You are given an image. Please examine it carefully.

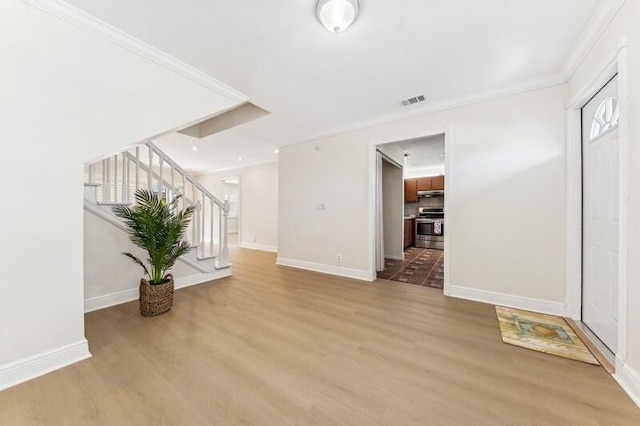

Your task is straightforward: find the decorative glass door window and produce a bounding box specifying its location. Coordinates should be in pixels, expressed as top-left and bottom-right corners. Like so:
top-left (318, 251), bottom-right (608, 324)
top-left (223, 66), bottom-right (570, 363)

top-left (590, 97), bottom-right (619, 141)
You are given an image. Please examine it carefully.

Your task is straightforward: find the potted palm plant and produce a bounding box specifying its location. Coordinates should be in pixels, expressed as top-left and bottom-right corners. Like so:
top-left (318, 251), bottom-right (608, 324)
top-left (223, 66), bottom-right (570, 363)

top-left (113, 189), bottom-right (194, 316)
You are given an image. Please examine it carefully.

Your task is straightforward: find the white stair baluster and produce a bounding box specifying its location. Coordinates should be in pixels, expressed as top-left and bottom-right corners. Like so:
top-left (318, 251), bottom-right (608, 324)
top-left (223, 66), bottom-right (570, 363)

top-left (201, 191), bottom-right (206, 249)
top-left (135, 146), bottom-right (140, 194)
top-left (159, 157), bottom-right (164, 199)
top-left (121, 152), bottom-right (129, 204)
top-left (170, 167), bottom-right (175, 203)
top-left (218, 206), bottom-right (223, 260)
top-left (148, 148), bottom-right (153, 190)
top-left (105, 157), bottom-right (111, 202)
top-left (182, 174), bottom-right (187, 211)
top-left (192, 182), bottom-right (197, 245)
top-left (210, 198), bottom-right (214, 255)
top-left (115, 154), bottom-right (120, 203)
top-left (101, 159), bottom-right (107, 202)
top-left (221, 200), bottom-right (229, 266)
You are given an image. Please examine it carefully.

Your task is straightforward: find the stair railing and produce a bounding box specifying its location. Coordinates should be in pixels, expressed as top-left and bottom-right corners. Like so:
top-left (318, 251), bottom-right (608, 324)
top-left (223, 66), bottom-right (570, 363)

top-left (85, 142), bottom-right (230, 268)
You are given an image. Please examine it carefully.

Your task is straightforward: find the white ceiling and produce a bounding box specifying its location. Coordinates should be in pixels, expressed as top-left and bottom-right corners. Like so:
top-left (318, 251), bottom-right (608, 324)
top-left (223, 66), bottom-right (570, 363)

top-left (66, 0), bottom-right (602, 173)
top-left (398, 134), bottom-right (445, 172)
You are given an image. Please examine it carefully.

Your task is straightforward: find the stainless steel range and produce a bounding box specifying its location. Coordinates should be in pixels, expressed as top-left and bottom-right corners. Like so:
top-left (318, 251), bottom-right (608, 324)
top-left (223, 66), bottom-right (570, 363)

top-left (415, 207), bottom-right (444, 250)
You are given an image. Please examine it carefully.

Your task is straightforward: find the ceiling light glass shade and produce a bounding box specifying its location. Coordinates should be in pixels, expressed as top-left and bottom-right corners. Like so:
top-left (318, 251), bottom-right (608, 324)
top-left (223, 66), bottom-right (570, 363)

top-left (316, 0), bottom-right (360, 33)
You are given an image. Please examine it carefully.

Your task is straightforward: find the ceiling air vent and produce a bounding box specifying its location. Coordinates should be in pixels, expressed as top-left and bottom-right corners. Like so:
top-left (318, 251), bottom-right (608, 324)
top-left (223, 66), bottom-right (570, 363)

top-left (400, 95), bottom-right (426, 106)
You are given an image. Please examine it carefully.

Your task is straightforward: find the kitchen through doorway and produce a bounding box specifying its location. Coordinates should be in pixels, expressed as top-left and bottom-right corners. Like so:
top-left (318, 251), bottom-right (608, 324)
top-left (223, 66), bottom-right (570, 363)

top-left (375, 134), bottom-right (446, 290)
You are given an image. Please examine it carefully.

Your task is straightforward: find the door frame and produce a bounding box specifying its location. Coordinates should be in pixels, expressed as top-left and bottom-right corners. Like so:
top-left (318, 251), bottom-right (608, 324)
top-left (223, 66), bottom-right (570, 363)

top-left (566, 36), bottom-right (629, 364)
top-left (367, 126), bottom-right (452, 295)
top-left (378, 152), bottom-right (404, 264)
top-left (220, 175), bottom-right (241, 246)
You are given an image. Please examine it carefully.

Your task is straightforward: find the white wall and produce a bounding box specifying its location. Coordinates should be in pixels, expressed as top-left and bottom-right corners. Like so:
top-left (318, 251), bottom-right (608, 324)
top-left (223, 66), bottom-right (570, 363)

top-left (0, 0), bottom-right (242, 389)
top-left (377, 143), bottom-right (405, 165)
top-left (197, 162), bottom-right (279, 252)
top-left (567, 0), bottom-right (640, 397)
top-left (279, 139), bottom-right (371, 277)
top-left (382, 160), bottom-right (404, 259)
top-left (279, 85), bottom-right (567, 311)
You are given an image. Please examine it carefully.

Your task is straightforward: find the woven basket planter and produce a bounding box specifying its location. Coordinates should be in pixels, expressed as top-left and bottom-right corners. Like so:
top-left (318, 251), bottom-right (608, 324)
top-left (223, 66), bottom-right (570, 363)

top-left (139, 274), bottom-right (174, 317)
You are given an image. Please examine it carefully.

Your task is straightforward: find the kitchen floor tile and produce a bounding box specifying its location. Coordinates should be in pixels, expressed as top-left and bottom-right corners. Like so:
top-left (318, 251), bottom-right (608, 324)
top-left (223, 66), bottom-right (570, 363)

top-left (376, 247), bottom-right (444, 289)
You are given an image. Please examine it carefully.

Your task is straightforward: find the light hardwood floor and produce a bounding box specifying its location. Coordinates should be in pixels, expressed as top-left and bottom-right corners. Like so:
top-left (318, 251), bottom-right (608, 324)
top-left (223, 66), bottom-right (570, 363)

top-left (1, 248), bottom-right (639, 425)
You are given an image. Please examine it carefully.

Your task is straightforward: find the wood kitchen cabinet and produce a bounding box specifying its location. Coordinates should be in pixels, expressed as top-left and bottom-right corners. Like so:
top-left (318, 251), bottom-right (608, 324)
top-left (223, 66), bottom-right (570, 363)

top-left (404, 176), bottom-right (445, 203)
top-left (404, 218), bottom-right (415, 248)
top-left (404, 179), bottom-right (418, 203)
top-left (431, 175), bottom-right (445, 190)
top-left (416, 177), bottom-right (432, 191)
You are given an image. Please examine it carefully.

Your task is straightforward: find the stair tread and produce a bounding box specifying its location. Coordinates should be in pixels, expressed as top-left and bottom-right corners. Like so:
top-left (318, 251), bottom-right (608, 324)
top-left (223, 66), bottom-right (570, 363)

top-left (197, 255), bottom-right (217, 261)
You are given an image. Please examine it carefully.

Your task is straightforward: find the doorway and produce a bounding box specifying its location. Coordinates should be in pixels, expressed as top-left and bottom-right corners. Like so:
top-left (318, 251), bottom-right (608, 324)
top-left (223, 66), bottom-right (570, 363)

top-left (374, 134), bottom-right (447, 290)
top-left (581, 75), bottom-right (620, 355)
top-left (566, 40), bottom-right (630, 370)
top-left (375, 152), bottom-right (404, 268)
top-left (221, 176), bottom-right (240, 248)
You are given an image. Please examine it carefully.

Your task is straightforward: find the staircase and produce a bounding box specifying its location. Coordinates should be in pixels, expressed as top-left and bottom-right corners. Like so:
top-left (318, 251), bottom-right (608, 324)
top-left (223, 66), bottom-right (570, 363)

top-left (84, 142), bottom-right (230, 274)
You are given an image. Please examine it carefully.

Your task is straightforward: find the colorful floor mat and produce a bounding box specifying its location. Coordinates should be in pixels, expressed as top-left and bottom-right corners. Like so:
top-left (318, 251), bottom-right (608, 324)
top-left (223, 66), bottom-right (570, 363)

top-left (495, 306), bottom-right (599, 365)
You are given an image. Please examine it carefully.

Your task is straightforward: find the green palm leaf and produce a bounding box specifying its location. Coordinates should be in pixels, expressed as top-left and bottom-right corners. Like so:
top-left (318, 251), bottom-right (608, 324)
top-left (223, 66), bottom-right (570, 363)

top-left (113, 189), bottom-right (194, 284)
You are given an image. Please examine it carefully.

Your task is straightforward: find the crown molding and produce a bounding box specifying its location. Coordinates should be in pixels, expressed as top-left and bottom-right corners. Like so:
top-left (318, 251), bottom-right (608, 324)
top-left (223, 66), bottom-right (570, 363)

top-left (560, 0), bottom-right (627, 80)
top-left (23, 0), bottom-right (248, 103)
top-left (287, 72), bottom-right (566, 147)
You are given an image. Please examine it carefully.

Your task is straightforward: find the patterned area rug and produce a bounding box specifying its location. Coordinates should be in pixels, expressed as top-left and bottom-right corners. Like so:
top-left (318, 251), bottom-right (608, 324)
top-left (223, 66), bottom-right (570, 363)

top-left (377, 247), bottom-right (444, 289)
top-left (495, 307), bottom-right (599, 365)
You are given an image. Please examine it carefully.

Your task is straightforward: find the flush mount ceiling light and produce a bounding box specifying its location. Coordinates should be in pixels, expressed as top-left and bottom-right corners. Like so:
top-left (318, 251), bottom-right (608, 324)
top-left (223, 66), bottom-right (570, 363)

top-left (316, 0), bottom-right (360, 33)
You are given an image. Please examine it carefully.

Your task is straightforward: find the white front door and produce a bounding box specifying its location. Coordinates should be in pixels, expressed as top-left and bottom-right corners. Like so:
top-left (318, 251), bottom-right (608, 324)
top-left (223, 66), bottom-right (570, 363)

top-left (581, 75), bottom-right (620, 353)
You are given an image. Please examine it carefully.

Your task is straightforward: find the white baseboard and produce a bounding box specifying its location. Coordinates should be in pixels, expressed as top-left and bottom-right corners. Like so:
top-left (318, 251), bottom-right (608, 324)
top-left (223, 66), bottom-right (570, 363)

top-left (84, 268), bottom-right (232, 313)
top-left (447, 284), bottom-right (566, 316)
top-left (276, 257), bottom-right (374, 281)
top-left (174, 269), bottom-right (232, 289)
top-left (0, 339), bottom-right (91, 392)
top-left (614, 359), bottom-right (640, 408)
top-left (240, 242), bottom-right (278, 253)
top-left (85, 288), bottom-right (138, 313)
